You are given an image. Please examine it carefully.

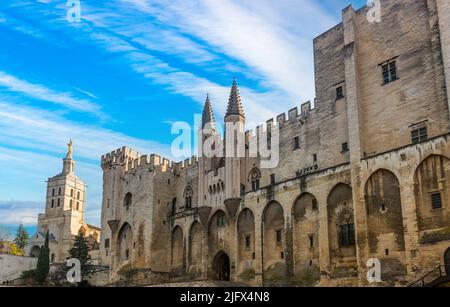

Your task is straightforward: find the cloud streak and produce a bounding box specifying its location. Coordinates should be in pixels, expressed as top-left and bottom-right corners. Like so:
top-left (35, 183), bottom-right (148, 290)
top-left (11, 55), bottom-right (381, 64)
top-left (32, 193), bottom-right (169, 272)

top-left (0, 71), bottom-right (104, 117)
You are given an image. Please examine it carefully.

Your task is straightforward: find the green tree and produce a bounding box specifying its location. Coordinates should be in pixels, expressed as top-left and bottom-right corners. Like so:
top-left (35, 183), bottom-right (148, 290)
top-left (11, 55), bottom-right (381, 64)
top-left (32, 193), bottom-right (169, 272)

top-left (68, 232), bottom-right (90, 274)
top-left (14, 223), bottom-right (29, 254)
top-left (35, 231), bottom-right (50, 285)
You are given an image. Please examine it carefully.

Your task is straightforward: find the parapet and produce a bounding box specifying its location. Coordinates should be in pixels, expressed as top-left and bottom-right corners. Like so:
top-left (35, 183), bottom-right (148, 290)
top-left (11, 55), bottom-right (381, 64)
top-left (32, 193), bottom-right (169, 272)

top-left (101, 146), bottom-right (141, 169)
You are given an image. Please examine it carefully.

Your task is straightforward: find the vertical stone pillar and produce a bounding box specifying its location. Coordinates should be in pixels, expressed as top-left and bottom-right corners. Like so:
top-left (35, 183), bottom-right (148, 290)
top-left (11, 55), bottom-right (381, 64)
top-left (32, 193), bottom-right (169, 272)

top-left (436, 0), bottom-right (450, 114)
top-left (317, 192), bottom-right (331, 281)
top-left (399, 179), bottom-right (420, 274)
top-left (342, 6), bottom-right (369, 285)
top-left (254, 213), bottom-right (264, 286)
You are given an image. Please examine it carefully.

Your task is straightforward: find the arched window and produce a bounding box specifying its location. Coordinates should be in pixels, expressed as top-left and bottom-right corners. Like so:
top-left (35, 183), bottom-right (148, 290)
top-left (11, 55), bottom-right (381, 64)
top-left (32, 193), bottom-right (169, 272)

top-left (77, 191), bottom-right (81, 200)
top-left (76, 202), bottom-right (80, 210)
top-left (184, 186), bottom-right (193, 209)
top-left (248, 168), bottom-right (261, 192)
top-left (172, 198), bottom-right (177, 215)
top-left (70, 189), bottom-right (74, 197)
top-left (124, 193), bottom-right (132, 211)
top-left (58, 187), bottom-right (61, 196)
top-left (51, 199), bottom-right (54, 208)
top-left (69, 199), bottom-right (73, 209)
top-left (57, 198), bottom-right (60, 207)
top-left (51, 253), bottom-right (55, 263)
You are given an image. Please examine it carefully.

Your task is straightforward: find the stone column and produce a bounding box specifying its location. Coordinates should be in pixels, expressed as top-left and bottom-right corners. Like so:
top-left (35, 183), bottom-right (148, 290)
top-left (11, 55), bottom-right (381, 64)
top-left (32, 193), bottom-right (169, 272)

top-left (399, 179), bottom-right (420, 275)
top-left (436, 0), bottom-right (450, 114)
top-left (317, 191), bottom-right (331, 280)
top-left (254, 213), bottom-right (264, 286)
top-left (342, 6), bottom-right (369, 285)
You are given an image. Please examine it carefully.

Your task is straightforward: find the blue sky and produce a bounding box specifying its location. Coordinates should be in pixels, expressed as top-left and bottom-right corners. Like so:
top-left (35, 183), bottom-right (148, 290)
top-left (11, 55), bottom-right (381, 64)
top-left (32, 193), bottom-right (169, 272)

top-left (0, 0), bottom-right (367, 231)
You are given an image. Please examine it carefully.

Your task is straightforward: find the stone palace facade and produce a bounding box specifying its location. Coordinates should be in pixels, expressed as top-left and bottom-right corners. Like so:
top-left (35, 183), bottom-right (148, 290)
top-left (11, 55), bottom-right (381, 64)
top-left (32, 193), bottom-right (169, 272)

top-left (98, 0), bottom-right (450, 286)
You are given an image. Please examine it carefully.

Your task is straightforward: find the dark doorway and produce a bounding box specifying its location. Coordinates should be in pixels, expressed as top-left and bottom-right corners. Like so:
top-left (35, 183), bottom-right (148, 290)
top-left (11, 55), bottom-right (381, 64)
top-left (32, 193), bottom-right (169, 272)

top-left (213, 252), bottom-right (230, 281)
top-left (445, 248), bottom-right (450, 276)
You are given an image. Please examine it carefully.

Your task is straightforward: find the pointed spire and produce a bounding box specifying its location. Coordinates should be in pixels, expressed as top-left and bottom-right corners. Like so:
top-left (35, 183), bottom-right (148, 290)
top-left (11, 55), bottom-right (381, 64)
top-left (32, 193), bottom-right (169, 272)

top-left (202, 94), bottom-right (216, 132)
top-left (225, 78), bottom-right (245, 119)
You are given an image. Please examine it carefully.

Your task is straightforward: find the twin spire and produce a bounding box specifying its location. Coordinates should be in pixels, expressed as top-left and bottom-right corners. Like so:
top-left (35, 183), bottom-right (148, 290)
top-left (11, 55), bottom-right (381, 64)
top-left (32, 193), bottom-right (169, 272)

top-left (201, 79), bottom-right (245, 130)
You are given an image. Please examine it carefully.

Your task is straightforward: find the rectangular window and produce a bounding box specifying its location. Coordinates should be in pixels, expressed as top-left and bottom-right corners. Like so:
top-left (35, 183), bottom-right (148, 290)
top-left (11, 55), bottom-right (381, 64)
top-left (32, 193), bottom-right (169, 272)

top-left (276, 229), bottom-right (282, 243)
top-left (313, 154), bottom-right (317, 163)
top-left (340, 224), bottom-right (356, 247)
top-left (312, 199), bottom-right (318, 211)
top-left (431, 193), bottom-right (442, 210)
top-left (270, 174), bottom-right (276, 185)
top-left (411, 127), bottom-right (428, 144)
top-left (336, 86), bottom-right (344, 99)
top-left (245, 235), bottom-right (251, 248)
top-left (52, 189), bottom-right (55, 197)
top-left (294, 136), bottom-right (300, 150)
top-left (342, 142), bottom-right (349, 153)
top-left (105, 239), bottom-right (110, 249)
top-left (58, 187), bottom-right (61, 196)
top-left (381, 59), bottom-right (398, 85)
top-left (309, 235), bottom-right (314, 248)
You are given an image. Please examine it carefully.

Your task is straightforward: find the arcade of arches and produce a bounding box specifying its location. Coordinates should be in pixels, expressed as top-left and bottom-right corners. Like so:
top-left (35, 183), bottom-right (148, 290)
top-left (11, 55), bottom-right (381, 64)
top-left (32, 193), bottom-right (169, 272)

top-left (158, 155), bottom-right (450, 284)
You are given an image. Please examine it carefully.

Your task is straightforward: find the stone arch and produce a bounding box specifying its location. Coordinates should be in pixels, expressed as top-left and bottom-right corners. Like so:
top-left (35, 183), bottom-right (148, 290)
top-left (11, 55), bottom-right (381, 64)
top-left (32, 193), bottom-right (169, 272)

top-left (117, 222), bottom-right (133, 264)
top-left (237, 208), bottom-right (256, 278)
top-left (262, 201), bottom-right (286, 281)
top-left (188, 221), bottom-right (203, 274)
top-left (327, 183), bottom-right (357, 271)
top-left (292, 193), bottom-right (320, 271)
top-left (171, 226), bottom-right (184, 272)
top-left (365, 169), bottom-right (406, 278)
top-left (208, 210), bottom-right (228, 262)
top-left (30, 245), bottom-right (40, 258)
top-left (414, 155), bottom-right (450, 236)
top-left (124, 192), bottom-right (132, 211)
top-left (212, 251), bottom-right (230, 281)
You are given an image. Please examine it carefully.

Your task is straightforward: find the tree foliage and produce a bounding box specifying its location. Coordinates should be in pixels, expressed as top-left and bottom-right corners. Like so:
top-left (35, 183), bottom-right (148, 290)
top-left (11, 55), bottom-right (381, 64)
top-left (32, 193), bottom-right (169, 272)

top-left (14, 223), bottom-right (29, 254)
top-left (68, 232), bottom-right (90, 273)
top-left (35, 231), bottom-right (50, 285)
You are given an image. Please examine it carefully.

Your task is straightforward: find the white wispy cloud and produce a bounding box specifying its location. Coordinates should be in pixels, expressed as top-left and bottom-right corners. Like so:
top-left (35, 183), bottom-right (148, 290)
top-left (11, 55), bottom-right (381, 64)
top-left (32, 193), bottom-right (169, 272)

top-left (0, 100), bottom-right (173, 162)
top-left (0, 71), bottom-right (104, 117)
top-left (0, 200), bottom-right (42, 226)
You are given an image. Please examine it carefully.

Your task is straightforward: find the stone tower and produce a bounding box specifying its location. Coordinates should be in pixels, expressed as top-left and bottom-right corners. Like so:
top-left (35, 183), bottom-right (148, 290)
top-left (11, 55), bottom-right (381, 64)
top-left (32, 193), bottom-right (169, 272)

top-left (224, 79), bottom-right (245, 213)
top-left (27, 141), bottom-right (99, 263)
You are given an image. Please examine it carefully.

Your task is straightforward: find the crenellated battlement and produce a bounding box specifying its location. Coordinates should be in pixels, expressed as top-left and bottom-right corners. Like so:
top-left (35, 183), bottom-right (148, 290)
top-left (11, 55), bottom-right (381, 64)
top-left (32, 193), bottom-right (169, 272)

top-left (244, 100), bottom-right (317, 142)
top-left (117, 151), bottom-right (199, 176)
top-left (101, 146), bottom-right (141, 169)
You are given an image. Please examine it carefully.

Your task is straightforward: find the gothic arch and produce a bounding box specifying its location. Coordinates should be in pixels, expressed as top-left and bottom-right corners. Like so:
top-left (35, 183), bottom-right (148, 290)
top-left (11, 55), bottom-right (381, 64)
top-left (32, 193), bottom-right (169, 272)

top-left (262, 201), bottom-right (286, 280)
top-left (124, 192), bottom-right (132, 211)
top-left (188, 221), bottom-right (203, 273)
top-left (414, 155), bottom-right (450, 234)
top-left (292, 193), bottom-right (320, 271)
top-left (237, 208), bottom-right (256, 276)
top-left (184, 186), bottom-right (193, 209)
top-left (117, 222), bottom-right (133, 264)
top-left (365, 169), bottom-right (406, 277)
top-left (327, 183), bottom-right (356, 268)
top-left (171, 226), bottom-right (184, 272)
top-left (248, 168), bottom-right (261, 191)
top-left (208, 210), bottom-right (228, 261)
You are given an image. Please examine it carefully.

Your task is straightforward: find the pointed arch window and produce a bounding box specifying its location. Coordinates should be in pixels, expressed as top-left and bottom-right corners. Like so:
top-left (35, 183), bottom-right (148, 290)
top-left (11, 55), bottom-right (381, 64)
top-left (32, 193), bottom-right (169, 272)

top-left (248, 168), bottom-right (261, 192)
top-left (184, 186), bottom-right (193, 209)
top-left (124, 193), bottom-right (132, 211)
